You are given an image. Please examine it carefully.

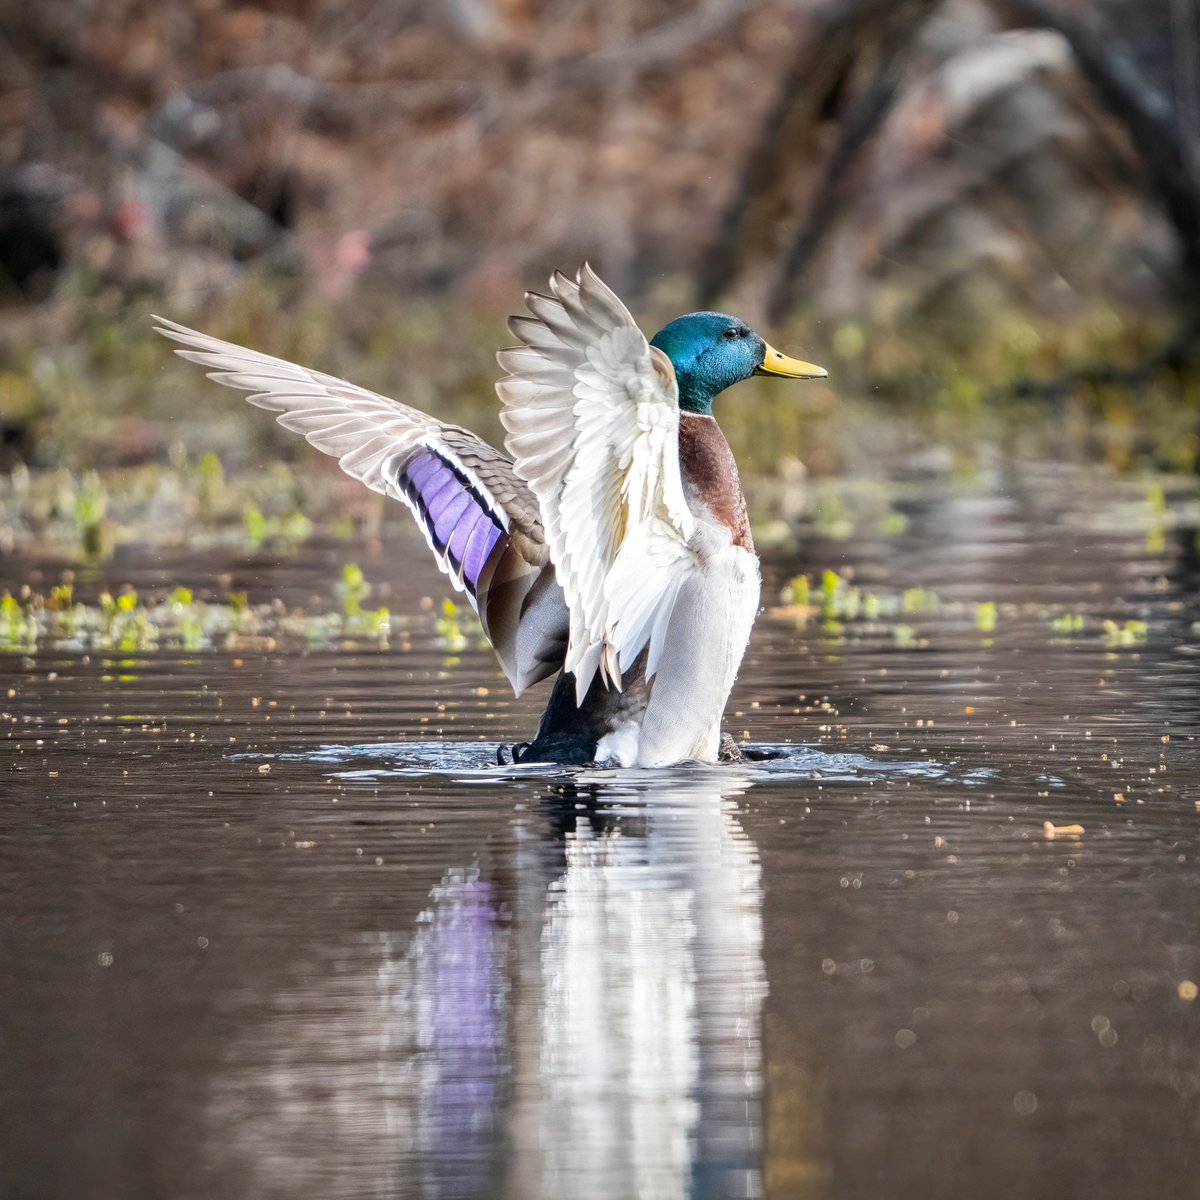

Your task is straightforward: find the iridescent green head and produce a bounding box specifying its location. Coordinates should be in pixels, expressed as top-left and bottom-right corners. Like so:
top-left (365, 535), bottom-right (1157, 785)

top-left (650, 312), bottom-right (826, 415)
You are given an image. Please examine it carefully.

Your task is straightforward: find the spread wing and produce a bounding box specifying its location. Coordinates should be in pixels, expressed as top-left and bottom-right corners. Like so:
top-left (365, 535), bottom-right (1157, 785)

top-left (153, 317), bottom-right (568, 696)
top-left (497, 264), bottom-right (697, 703)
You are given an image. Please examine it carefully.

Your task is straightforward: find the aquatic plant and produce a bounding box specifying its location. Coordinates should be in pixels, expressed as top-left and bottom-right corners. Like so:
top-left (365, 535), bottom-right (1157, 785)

top-left (0, 571), bottom-right (428, 655)
top-left (196, 452), bottom-right (225, 522)
top-left (339, 563), bottom-right (368, 618)
top-left (1050, 613), bottom-right (1087, 635)
top-left (243, 504), bottom-right (313, 552)
top-left (975, 602), bottom-right (997, 633)
top-left (773, 567), bottom-right (1168, 658)
top-left (336, 563), bottom-right (391, 638)
top-left (903, 588), bottom-right (941, 616)
top-left (434, 598), bottom-right (469, 652)
top-left (813, 495), bottom-right (854, 540)
top-left (75, 472), bottom-right (111, 559)
top-left (1103, 619), bottom-right (1149, 648)
top-left (782, 570), bottom-right (939, 632)
top-left (99, 590), bottom-right (158, 652)
top-left (0, 592), bottom-right (36, 651)
top-left (168, 587), bottom-right (204, 651)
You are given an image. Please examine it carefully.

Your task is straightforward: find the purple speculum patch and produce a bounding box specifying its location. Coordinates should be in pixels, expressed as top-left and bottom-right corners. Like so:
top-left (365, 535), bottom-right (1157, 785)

top-left (401, 451), bottom-right (504, 590)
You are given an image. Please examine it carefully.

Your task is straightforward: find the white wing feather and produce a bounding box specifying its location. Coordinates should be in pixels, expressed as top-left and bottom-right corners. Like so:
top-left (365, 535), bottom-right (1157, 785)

top-left (152, 317), bottom-right (568, 696)
top-left (153, 317), bottom-right (509, 526)
top-left (497, 264), bottom-right (697, 702)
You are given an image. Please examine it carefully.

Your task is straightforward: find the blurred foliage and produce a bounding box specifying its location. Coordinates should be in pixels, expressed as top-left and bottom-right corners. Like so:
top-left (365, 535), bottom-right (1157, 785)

top-left (1, 263), bottom-right (1197, 486)
top-left (0, 0), bottom-right (1199, 492)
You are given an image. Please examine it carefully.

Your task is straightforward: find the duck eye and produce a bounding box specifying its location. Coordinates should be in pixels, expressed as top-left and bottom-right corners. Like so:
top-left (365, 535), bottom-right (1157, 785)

top-left (723, 328), bottom-right (739, 340)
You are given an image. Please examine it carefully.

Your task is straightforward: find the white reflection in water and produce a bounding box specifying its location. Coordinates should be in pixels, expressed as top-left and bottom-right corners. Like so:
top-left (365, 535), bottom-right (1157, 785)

top-left (515, 774), bottom-right (765, 1200)
top-left (209, 770), bottom-right (765, 1200)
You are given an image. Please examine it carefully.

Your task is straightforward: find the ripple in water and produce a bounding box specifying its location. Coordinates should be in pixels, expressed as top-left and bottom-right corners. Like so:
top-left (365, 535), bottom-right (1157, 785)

top-left (233, 739), bottom-right (1001, 786)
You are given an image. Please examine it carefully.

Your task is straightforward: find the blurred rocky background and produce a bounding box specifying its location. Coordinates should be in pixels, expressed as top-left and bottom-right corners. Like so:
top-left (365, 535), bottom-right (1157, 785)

top-left (1, 0), bottom-right (1199, 477)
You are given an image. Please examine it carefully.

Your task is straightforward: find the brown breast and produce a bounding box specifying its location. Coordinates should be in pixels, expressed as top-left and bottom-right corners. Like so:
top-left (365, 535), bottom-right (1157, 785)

top-left (678, 413), bottom-right (754, 552)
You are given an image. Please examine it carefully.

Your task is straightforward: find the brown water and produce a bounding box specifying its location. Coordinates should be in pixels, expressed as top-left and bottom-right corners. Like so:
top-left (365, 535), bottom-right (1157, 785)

top-left (3, 462), bottom-right (1200, 1200)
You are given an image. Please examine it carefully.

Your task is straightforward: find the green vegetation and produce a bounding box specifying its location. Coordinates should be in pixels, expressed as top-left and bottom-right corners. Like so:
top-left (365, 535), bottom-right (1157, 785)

top-left (782, 570), bottom-right (947, 633)
top-left (434, 598), bottom-right (471, 652)
top-left (338, 564), bottom-right (391, 638)
top-left (0, 447), bottom-right (353, 559)
top-left (1103, 619), bottom-right (1149, 648)
top-left (1050, 613), bottom-right (1087, 636)
top-left (75, 472), bottom-right (110, 558)
top-left (3, 268), bottom-right (1200, 489)
top-left (775, 569), bottom-right (1164, 653)
top-left (0, 566), bottom-right (424, 654)
top-left (975, 602), bottom-right (997, 634)
top-left (243, 504), bottom-right (314, 552)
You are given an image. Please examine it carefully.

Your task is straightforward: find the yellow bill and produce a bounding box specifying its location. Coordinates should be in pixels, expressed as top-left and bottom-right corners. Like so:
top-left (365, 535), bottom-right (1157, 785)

top-left (755, 342), bottom-right (827, 379)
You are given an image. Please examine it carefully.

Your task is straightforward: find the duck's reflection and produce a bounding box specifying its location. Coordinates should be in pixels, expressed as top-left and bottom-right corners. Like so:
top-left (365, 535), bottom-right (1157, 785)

top-left (210, 769), bottom-right (766, 1200)
top-left (509, 771), bottom-right (765, 1200)
top-left (377, 868), bottom-right (509, 1195)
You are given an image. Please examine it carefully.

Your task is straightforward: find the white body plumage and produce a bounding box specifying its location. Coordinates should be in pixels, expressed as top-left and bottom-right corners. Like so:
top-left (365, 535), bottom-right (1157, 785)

top-left (597, 522), bottom-right (760, 767)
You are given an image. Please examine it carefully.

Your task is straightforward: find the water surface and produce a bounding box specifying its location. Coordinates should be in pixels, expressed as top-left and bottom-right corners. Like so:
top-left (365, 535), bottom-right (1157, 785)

top-left (3, 463), bottom-right (1200, 1199)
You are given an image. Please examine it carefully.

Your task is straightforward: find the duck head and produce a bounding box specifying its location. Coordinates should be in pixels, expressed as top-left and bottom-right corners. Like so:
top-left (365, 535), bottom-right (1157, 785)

top-left (650, 312), bottom-right (826, 416)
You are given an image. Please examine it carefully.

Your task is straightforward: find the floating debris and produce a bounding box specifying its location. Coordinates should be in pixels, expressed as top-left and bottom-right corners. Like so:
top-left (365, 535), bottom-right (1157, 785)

top-left (1042, 821), bottom-right (1085, 839)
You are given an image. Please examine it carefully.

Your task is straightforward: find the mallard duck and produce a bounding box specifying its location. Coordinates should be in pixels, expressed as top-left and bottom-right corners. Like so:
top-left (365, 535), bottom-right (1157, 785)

top-left (156, 265), bottom-right (825, 766)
